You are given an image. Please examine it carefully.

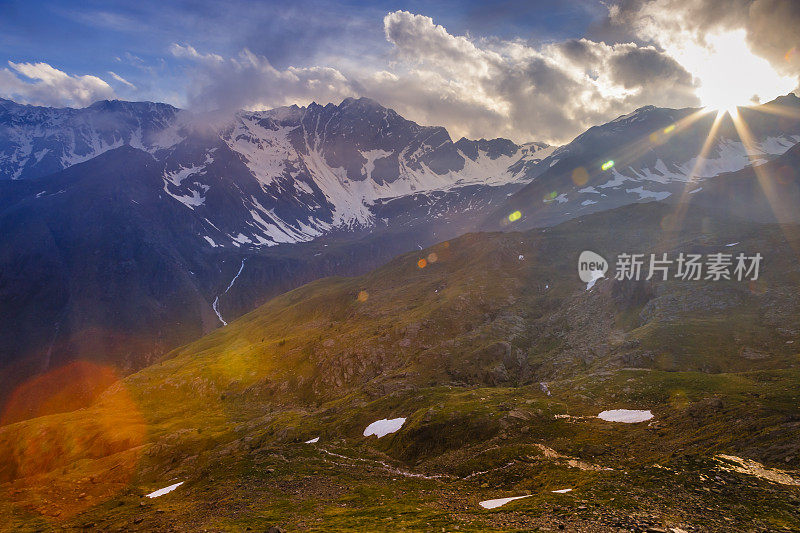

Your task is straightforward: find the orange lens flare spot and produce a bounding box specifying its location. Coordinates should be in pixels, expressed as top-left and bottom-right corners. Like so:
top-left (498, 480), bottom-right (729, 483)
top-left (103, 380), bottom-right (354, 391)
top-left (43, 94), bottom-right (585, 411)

top-left (571, 167), bottom-right (589, 186)
top-left (508, 210), bottom-right (522, 222)
top-left (427, 252), bottom-right (438, 263)
top-left (357, 290), bottom-right (369, 302)
top-left (417, 258), bottom-right (427, 269)
top-left (1, 360), bottom-right (118, 424)
top-left (1, 360), bottom-right (147, 521)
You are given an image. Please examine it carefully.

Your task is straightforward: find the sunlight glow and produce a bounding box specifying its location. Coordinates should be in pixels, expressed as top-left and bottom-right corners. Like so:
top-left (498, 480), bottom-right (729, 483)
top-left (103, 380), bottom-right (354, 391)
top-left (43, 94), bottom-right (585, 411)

top-left (730, 111), bottom-right (800, 259)
top-left (662, 29), bottom-right (796, 113)
top-left (659, 108), bottom-right (725, 240)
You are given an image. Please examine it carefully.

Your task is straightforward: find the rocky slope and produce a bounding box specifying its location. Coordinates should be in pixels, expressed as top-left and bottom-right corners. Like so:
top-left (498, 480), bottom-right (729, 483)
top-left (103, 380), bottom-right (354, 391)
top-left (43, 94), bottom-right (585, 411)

top-left (2, 199), bottom-right (800, 531)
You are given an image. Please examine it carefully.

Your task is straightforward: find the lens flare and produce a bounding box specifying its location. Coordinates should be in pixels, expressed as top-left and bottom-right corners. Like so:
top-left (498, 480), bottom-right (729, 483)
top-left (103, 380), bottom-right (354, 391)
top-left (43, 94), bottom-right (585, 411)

top-left (357, 290), bottom-right (369, 302)
top-left (571, 167), bottom-right (589, 186)
top-left (1, 361), bottom-right (146, 522)
top-left (601, 160), bottom-right (614, 171)
top-left (508, 210), bottom-right (522, 222)
top-left (417, 258), bottom-right (427, 269)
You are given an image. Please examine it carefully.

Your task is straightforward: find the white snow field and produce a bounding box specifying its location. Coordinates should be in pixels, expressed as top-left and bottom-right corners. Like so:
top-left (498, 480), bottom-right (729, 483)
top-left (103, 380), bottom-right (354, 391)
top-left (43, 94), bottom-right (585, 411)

top-left (479, 495), bottom-right (532, 509)
top-left (597, 409), bottom-right (653, 423)
top-left (146, 481), bottom-right (184, 498)
top-left (363, 417), bottom-right (406, 438)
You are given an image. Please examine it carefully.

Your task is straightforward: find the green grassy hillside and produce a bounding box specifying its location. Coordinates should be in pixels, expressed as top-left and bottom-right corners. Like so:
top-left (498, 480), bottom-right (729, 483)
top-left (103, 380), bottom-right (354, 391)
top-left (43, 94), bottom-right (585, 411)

top-left (2, 202), bottom-right (800, 531)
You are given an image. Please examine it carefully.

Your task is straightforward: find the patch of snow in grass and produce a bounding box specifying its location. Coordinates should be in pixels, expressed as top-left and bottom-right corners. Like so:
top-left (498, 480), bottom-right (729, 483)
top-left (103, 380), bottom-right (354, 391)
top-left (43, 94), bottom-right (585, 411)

top-left (725, 242), bottom-right (739, 247)
top-left (363, 417), bottom-right (406, 438)
top-left (551, 488), bottom-right (572, 493)
top-left (305, 437), bottom-right (320, 444)
top-left (479, 495), bottom-right (531, 509)
top-left (598, 409), bottom-right (653, 423)
top-left (146, 481), bottom-right (184, 498)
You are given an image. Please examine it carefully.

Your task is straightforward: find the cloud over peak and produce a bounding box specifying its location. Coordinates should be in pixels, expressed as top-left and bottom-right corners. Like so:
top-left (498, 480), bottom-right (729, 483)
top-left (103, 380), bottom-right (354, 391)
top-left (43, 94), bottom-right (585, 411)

top-left (167, 9), bottom-right (702, 144)
top-left (0, 61), bottom-right (115, 108)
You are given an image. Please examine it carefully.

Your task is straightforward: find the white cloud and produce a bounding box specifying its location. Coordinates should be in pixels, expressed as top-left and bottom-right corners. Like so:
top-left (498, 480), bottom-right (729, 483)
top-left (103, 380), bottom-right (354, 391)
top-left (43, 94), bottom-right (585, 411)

top-left (108, 71), bottom-right (137, 90)
top-left (169, 43), bottom-right (224, 64)
top-left (607, 0), bottom-right (798, 110)
top-left (0, 61), bottom-right (115, 107)
top-left (368, 11), bottom-right (699, 143)
top-left (166, 11), bottom-right (702, 143)
top-left (172, 44), bottom-right (356, 112)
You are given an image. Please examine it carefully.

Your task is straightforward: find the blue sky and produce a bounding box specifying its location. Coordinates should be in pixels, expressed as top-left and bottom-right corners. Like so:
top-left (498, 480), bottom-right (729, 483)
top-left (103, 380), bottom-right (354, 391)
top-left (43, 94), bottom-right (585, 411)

top-left (1, 0), bottom-right (797, 143)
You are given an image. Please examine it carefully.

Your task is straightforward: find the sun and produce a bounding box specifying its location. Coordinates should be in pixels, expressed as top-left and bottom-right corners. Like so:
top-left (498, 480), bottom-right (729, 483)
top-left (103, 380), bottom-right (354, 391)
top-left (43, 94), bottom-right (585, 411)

top-left (707, 101), bottom-right (740, 118)
top-left (661, 29), bottom-right (796, 116)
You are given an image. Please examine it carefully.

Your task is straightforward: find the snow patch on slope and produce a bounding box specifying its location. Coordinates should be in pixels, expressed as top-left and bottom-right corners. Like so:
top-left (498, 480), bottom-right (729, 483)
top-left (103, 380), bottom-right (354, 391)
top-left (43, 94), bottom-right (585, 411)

top-left (479, 495), bottom-right (531, 509)
top-left (363, 417), bottom-right (406, 438)
top-left (223, 113), bottom-right (298, 189)
top-left (598, 409), bottom-right (653, 423)
top-left (361, 149), bottom-right (392, 180)
top-left (146, 481), bottom-right (184, 498)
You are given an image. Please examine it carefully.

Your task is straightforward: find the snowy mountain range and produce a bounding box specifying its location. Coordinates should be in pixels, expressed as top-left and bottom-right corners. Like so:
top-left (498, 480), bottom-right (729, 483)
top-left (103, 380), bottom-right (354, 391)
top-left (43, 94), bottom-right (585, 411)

top-left (0, 98), bottom-right (180, 180)
top-left (5, 94), bottom-right (799, 247)
top-left (1, 93), bottom-right (799, 397)
top-left (1, 97), bottom-right (553, 248)
top-left (488, 94), bottom-right (800, 228)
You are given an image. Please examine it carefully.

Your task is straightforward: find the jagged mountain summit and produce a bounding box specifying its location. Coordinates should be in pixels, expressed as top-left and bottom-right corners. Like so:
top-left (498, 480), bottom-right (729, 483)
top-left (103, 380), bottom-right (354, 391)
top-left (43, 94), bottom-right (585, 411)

top-left (0, 98), bottom-right (180, 180)
top-left (1, 96), bottom-right (553, 247)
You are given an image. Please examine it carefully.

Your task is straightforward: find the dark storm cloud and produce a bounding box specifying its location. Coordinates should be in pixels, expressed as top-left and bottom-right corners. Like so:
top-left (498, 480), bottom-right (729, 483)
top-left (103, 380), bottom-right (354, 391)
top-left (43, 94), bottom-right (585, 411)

top-left (608, 46), bottom-right (695, 89)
